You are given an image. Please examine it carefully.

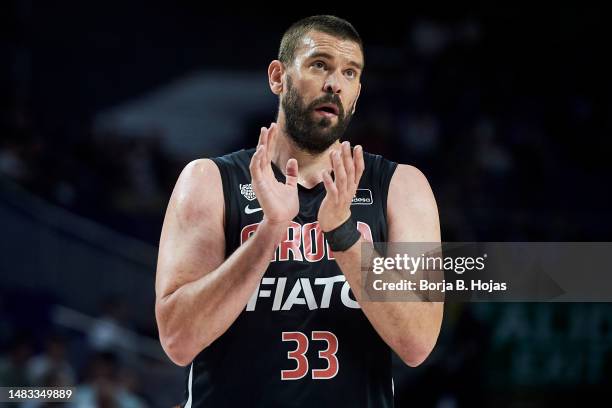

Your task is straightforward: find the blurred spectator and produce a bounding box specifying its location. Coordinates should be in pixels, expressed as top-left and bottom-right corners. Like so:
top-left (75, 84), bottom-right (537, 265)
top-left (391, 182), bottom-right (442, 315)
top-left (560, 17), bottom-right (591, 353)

top-left (0, 332), bottom-right (33, 386)
top-left (27, 333), bottom-right (76, 386)
top-left (88, 297), bottom-right (138, 363)
top-left (72, 351), bottom-right (147, 408)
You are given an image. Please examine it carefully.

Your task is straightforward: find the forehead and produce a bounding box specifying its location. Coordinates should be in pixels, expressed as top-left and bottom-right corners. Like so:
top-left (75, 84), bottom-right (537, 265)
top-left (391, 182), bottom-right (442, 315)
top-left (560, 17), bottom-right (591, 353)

top-left (295, 30), bottom-right (363, 65)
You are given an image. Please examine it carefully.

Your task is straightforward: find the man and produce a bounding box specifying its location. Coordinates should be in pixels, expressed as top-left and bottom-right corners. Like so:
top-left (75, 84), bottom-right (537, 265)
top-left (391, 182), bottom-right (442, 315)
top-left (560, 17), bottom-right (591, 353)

top-left (155, 15), bottom-right (443, 407)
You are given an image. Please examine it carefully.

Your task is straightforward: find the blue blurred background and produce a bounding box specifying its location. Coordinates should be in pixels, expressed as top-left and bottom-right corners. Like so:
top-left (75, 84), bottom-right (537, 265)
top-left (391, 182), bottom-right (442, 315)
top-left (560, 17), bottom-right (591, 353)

top-left (1, 2), bottom-right (611, 407)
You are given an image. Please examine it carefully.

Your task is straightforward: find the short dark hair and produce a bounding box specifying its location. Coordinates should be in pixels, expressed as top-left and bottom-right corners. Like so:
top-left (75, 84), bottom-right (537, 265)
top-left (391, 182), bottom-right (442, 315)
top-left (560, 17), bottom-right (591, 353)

top-left (278, 15), bottom-right (364, 67)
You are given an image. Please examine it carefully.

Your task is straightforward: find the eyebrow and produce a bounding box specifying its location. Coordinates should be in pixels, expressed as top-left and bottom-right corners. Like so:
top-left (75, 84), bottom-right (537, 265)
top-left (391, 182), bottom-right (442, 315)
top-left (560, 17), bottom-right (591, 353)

top-left (306, 51), bottom-right (363, 71)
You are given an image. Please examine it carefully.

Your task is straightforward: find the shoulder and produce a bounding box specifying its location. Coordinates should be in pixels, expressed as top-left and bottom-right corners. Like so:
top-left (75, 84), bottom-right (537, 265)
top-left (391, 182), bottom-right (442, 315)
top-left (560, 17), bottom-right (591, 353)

top-left (390, 164), bottom-right (432, 195)
top-left (387, 163), bottom-right (439, 233)
top-left (176, 158), bottom-right (221, 194)
top-left (175, 146), bottom-right (254, 202)
top-left (170, 158), bottom-right (224, 228)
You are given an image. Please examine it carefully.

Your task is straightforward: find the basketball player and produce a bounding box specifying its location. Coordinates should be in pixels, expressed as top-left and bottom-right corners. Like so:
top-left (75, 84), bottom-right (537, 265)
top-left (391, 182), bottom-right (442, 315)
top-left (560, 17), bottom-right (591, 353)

top-left (155, 15), bottom-right (443, 407)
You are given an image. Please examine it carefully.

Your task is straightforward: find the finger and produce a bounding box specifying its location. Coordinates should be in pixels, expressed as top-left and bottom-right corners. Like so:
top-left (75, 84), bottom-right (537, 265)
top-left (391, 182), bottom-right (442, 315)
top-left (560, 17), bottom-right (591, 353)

top-left (321, 169), bottom-right (339, 203)
top-left (266, 122), bottom-right (276, 159)
top-left (260, 127), bottom-right (268, 151)
top-left (260, 128), bottom-right (269, 172)
top-left (257, 127), bottom-right (266, 149)
top-left (341, 141), bottom-right (355, 190)
top-left (250, 145), bottom-right (263, 181)
top-left (285, 158), bottom-right (299, 187)
top-left (331, 150), bottom-right (347, 195)
top-left (354, 145), bottom-right (365, 185)
top-left (265, 123), bottom-right (277, 176)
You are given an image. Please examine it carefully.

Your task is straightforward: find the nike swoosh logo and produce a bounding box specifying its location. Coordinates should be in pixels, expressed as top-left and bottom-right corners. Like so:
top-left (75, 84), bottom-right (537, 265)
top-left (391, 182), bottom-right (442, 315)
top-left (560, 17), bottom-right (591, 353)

top-left (244, 205), bottom-right (263, 214)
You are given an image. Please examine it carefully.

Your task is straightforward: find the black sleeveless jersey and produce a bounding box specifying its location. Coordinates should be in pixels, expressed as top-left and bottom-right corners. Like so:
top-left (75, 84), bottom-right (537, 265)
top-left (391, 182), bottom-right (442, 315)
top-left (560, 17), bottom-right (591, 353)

top-left (181, 147), bottom-right (398, 408)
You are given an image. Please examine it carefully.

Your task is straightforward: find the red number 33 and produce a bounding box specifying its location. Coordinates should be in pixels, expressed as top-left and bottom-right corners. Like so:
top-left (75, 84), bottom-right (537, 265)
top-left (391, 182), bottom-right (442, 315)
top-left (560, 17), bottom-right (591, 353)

top-left (281, 331), bottom-right (339, 380)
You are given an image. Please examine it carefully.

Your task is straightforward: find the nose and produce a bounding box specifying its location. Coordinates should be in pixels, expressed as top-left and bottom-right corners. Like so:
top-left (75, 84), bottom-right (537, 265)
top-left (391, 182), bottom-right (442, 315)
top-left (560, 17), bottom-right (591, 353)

top-left (323, 71), bottom-right (342, 95)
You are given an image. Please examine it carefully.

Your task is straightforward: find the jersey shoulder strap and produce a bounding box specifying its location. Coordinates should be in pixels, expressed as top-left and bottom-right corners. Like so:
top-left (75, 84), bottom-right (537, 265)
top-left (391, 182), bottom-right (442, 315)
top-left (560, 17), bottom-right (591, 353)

top-left (360, 150), bottom-right (398, 225)
top-left (210, 148), bottom-right (253, 257)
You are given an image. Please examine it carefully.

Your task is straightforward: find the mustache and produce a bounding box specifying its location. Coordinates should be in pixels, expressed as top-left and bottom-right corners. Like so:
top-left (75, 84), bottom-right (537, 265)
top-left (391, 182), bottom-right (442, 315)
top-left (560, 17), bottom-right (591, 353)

top-left (308, 94), bottom-right (344, 117)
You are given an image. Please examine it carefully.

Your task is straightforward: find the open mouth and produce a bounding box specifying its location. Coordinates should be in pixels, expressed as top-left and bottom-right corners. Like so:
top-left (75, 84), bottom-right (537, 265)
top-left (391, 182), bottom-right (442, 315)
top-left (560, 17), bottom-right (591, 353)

top-left (314, 103), bottom-right (339, 117)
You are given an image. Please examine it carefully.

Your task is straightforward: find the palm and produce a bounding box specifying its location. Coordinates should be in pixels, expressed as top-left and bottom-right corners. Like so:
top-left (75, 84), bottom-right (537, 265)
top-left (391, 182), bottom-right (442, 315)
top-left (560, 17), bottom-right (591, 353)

top-left (252, 167), bottom-right (299, 223)
top-left (316, 142), bottom-right (365, 232)
top-left (317, 189), bottom-right (348, 232)
top-left (249, 123), bottom-right (300, 224)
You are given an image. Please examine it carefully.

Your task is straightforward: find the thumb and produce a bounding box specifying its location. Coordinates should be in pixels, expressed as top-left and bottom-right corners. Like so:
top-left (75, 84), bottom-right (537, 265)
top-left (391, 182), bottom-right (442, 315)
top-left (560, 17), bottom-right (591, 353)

top-left (285, 158), bottom-right (298, 187)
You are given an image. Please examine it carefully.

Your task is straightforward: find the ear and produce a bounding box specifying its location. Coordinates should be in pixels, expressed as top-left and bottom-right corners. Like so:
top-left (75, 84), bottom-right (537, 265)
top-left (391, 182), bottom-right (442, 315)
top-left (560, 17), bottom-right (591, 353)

top-left (268, 60), bottom-right (284, 95)
top-left (352, 83), bottom-right (361, 115)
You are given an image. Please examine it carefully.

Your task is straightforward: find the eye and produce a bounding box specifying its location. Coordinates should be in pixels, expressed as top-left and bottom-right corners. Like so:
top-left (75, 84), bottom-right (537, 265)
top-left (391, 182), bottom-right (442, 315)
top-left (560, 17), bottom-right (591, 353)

top-left (345, 69), bottom-right (356, 79)
top-left (312, 61), bottom-right (326, 70)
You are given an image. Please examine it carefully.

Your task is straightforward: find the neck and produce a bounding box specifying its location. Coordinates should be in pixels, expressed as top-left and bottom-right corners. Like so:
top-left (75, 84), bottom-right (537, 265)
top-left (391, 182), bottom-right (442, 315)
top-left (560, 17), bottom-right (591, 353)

top-left (271, 116), bottom-right (342, 189)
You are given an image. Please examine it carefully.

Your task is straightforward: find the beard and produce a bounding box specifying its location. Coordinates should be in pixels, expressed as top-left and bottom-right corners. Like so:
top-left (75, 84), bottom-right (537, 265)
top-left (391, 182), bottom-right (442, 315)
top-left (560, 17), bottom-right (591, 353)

top-left (281, 76), bottom-right (355, 154)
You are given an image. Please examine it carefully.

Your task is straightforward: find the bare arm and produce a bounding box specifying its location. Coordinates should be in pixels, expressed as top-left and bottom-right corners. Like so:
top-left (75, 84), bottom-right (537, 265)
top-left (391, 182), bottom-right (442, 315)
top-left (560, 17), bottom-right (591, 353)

top-left (155, 123), bottom-right (299, 366)
top-left (319, 143), bottom-right (443, 367)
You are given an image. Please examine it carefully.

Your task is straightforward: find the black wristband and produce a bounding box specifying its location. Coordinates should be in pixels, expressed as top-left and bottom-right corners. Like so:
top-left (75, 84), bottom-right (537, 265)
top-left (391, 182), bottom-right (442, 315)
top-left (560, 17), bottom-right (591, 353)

top-left (325, 216), bottom-right (361, 252)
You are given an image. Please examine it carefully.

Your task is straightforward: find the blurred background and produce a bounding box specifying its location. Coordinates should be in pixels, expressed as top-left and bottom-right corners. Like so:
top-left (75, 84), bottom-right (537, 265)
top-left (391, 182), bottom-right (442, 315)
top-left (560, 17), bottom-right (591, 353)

top-left (1, 2), bottom-right (611, 407)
